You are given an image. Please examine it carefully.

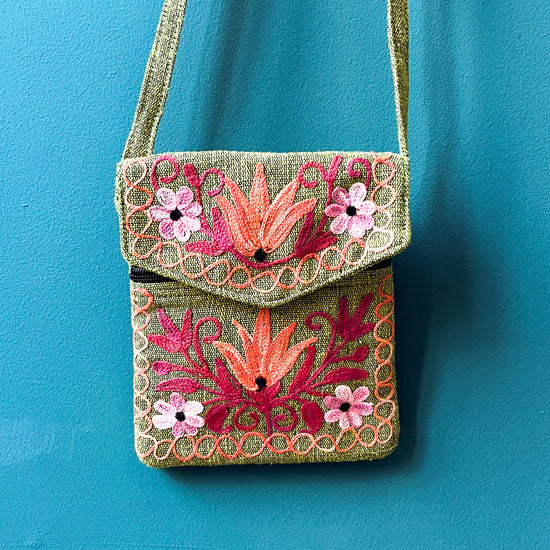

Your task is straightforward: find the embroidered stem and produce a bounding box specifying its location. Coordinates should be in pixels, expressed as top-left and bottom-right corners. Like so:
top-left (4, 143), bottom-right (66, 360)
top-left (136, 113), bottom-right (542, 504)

top-left (346, 157), bottom-right (373, 188)
top-left (304, 311), bottom-right (339, 385)
top-left (193, 317), bottom-right (222, 371)
top-left (202, 397), bottom-right (240, 407)
top-left (182, 164), bottom-right (226, 240)
top-left (151, 155), bottom-right (180, 192)
top-left (182, 349), bottom-right (204, 373)
top-left (293, 156), bottom-right (342, 256)
top-left (193, 383), bottom-right (224, 396)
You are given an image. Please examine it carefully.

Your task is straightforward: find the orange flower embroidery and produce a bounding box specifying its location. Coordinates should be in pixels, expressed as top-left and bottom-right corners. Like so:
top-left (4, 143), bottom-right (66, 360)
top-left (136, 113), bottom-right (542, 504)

top-left (212, 309), bottom-right (317, 391)
top-left (215, 163), bottom-right (317, 262)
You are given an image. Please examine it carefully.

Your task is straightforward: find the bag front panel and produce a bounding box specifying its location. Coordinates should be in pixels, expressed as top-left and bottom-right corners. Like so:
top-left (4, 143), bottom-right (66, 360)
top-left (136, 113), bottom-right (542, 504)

top-left (131, 262), bottom-right (398, 467)
top-left (117, 150), bottom-right (410, 306)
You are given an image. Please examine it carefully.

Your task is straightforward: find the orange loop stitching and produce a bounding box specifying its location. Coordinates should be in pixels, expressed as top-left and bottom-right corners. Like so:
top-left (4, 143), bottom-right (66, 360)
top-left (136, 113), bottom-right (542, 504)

top-left (373, 273), bottom-right (396, 444)
top-left (131, 288), bottom-right (159, 457)
top-left (139, 424), bottom-right (385, 462)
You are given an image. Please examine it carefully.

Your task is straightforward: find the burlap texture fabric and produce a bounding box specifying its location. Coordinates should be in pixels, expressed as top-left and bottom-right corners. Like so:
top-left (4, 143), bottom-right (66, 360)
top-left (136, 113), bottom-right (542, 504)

top-left (116, 0), bottom-right (410, 467)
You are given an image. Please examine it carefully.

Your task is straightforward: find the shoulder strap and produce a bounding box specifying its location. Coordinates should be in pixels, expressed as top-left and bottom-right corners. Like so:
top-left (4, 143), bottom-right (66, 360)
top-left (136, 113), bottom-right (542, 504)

top-left (387, 0), bottom-right (409, 156)
top-left (122, 0), bottom-right (409, 159)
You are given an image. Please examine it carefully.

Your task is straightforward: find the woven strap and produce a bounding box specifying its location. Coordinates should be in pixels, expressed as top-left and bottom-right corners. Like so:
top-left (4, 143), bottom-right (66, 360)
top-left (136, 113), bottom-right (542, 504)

top-left (123, 0), bottom-right (409, 159)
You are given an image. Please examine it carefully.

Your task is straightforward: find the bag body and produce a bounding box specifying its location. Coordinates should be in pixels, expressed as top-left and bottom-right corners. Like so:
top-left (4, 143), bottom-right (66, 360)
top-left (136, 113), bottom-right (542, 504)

top-left (116, 1), bottom-right (410, 467)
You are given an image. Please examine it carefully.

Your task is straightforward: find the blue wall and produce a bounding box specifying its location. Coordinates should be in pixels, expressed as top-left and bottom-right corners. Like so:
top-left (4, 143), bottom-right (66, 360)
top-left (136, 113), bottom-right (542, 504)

top-left (1, 0), bottom-right (549, 548)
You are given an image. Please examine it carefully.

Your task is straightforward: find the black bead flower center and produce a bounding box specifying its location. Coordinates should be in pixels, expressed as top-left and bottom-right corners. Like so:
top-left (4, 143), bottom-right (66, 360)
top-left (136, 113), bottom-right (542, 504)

top-left (346, 206), bottom-right (357, 217)
top-left (255, 376), bottom-right (267, 391)
top-left (170, 208), bottom-right (183, 221)
top-left (175, 412), bottom-right (186, 421)
top-left (339, 402), bottom-right (351, 412)
top-left (253, 248), bottom-right (267, 262)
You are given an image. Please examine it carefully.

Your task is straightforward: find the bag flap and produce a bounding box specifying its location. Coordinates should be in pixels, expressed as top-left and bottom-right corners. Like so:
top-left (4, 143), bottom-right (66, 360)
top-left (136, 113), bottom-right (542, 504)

top-left (116, 150), bottom-right (410, 306)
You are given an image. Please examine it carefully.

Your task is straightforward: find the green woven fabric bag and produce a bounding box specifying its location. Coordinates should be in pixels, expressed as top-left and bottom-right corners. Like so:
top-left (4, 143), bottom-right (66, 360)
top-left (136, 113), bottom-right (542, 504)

top-left (115, 0), bottom-right (410, 467)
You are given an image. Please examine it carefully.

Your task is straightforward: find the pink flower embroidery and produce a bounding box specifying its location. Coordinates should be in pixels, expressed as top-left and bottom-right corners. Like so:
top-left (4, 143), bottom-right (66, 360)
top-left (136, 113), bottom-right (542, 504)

top-left (147, 308), bottom-right (192, 354)
top-left (152, 392), bottom-right (205, 437)
top-left (149, 187), bottom-right (202, 242)
top-left (323, 385), bottom-right (373, 429)
top-left (324, 183), bottom-right (376, 238)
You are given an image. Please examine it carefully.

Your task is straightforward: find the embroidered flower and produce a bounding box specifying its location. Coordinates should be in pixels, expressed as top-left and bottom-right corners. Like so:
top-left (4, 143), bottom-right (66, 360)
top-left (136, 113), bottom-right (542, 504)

top-left (152, 393), bottom-right (205, 437)
top-left (147, 308), bottom-right (192, 354)
top-left (324, 183), bottom-right (376, 238)
top-left (149, 187), bottom-right (202, 242)
top-left (212, 308), bottom-right (317, 391)
top-left (324, 385), bottom-right (373, 429)
top-left (216, 163), bottom-right (317, 261)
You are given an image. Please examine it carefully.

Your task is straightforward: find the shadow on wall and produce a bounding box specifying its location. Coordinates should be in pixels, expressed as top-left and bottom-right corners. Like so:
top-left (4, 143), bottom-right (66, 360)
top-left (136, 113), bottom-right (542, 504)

top-left (186, 0), bottom-right (272, 150)
top-left (161, 0), bottom-right (502, 484)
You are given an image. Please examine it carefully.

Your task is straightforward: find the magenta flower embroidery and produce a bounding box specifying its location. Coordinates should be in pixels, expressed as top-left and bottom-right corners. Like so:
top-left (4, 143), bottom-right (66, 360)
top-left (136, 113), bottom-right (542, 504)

top-left (149, 187), bottom-right (202, 242)
top-left (324, 183), bottom-right (376, 238)
top-left (147, 308), bottom-right (192, 354)
top-left (152, 392), bottom-right (205, 437)
top-left (324, 385), bottom-right (373, 429)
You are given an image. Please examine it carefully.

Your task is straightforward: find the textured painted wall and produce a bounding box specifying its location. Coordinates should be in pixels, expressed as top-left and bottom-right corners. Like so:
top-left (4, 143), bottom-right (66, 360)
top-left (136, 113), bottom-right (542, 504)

top-left (1, 0), bottom-right (549, 548)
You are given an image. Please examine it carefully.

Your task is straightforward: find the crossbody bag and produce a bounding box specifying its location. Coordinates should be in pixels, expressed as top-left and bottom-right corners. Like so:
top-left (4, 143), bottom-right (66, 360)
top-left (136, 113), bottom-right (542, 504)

top-left (116, 0), bottom-right (410, 467)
